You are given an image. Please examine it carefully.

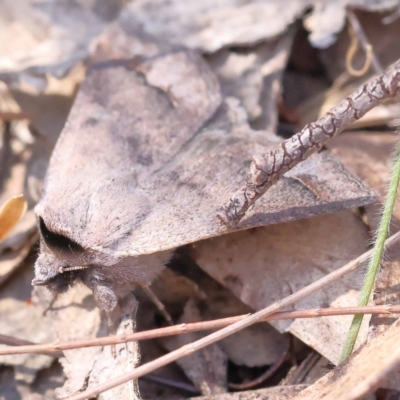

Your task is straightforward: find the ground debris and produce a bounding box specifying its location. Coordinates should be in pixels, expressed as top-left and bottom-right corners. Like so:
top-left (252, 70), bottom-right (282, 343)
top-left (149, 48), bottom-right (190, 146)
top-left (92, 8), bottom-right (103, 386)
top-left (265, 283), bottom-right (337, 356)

top-left (1, 2), bottom-right (400, 399)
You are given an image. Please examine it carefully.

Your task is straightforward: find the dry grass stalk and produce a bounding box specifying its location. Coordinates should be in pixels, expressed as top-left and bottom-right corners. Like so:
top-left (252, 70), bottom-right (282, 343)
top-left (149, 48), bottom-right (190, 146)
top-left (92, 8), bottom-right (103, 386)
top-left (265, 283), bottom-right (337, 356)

top-left (3, 303), bottom-right (400, 357)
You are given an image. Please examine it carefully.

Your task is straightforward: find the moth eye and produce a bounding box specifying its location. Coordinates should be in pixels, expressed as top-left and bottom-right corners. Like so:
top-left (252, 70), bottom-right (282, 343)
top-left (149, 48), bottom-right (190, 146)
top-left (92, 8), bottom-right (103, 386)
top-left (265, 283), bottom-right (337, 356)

top-left (39, 217), bottom-right (84, 253)
top-left (40, 266), bottom-right (48, 275)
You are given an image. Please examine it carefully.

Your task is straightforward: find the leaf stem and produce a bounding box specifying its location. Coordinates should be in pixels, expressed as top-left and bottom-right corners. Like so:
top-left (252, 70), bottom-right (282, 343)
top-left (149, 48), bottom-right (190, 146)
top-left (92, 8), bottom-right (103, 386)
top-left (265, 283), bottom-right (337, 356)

top-left (339, 142), bottom-right (400, 363)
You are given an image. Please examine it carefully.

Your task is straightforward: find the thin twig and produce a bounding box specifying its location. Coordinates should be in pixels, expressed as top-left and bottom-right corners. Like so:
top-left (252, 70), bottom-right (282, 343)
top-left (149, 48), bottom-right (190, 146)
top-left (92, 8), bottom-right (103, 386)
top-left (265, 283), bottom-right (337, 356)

top-left (64, 231), bottom-right (400, 400)
top-left (288, 350), bottom-right (321, 385)
top-left (0, 334), bottom-right (62, 357)
top-left (4, 302), bottom-right (400, 357)
top-left (219, 59), bottom-right (400, 227)
top-left (141, 284), bottom-right (173, 325)
top-left (0, 121), bottom-right (11, 191)
top-left (141, 373), bottom-right (200, 394)
top-left (0, 111), bottom-right (33, 121)
top-left (0, 333), bottom-right (38, 347)
top-left (346, 8), bottom-right (383, 76)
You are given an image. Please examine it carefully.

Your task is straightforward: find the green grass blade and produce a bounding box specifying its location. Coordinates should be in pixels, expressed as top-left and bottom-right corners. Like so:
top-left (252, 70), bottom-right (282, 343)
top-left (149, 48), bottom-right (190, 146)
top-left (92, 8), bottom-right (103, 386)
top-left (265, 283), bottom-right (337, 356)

top-left (339, 142), bottom-right (400, 363)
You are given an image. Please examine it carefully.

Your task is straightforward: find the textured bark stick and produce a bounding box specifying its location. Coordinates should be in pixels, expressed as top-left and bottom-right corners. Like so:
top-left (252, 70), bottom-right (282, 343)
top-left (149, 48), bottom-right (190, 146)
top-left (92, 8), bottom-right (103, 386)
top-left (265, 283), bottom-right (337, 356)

top-left (219, 59), bottom-right (400, 227)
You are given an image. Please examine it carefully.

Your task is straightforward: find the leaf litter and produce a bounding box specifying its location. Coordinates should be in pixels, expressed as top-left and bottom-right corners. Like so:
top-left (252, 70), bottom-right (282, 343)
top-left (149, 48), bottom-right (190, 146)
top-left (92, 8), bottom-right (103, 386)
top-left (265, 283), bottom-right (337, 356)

top-left (1, 1), bottom-right (400, 399)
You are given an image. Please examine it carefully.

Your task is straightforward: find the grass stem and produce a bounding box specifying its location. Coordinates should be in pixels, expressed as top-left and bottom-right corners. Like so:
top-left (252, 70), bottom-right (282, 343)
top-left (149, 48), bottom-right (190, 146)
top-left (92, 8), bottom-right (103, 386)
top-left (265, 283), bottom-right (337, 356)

top-left (339, 142), bottom-right (400, 363)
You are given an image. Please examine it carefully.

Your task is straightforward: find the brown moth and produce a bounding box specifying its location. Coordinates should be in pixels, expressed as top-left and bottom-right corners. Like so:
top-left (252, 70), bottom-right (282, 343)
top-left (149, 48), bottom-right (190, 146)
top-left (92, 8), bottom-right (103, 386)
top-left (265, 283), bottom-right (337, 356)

top-left (32, 50), bottom-right (374, 314)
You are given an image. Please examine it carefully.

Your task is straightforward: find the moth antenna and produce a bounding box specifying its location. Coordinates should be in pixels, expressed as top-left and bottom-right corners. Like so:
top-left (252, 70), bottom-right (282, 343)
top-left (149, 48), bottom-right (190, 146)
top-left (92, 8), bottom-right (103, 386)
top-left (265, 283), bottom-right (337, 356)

top-left (58, 265), bottom-right (89, 273)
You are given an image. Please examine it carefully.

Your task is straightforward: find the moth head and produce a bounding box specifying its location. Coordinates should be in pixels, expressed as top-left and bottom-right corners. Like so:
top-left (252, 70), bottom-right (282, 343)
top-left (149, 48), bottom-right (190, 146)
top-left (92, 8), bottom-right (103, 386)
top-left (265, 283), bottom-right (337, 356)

top-left (32, 216), bottom-right (89, 294)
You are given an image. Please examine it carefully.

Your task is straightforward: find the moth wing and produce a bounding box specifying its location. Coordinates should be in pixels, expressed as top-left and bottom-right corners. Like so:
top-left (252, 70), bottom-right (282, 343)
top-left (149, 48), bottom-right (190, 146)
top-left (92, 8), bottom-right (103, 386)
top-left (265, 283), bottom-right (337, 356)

top-left (38, 50), bottom-right (375, 258)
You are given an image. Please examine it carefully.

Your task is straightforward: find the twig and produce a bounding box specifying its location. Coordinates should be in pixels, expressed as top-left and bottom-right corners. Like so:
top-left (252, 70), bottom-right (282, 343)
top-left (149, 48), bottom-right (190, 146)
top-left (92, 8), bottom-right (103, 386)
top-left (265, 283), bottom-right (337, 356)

top-left (64, 231), bottom-right (400, 400)
top-left (0, 121), bottom-right (11, 193)
top-left (219, 59), bottom-right (400, 227)
top-left (141, 284), bottom-right (173, 325)
top-left (141, 373), bottom-right (200, 394)
top-left (0, 111), bottom-right (33, 121)
top-left (288, 350), bottom-right (321, 385)
top-left (0, 333), bottom-right (37, 347)
top-left (346, 9), bottom-right (383, 76)
top-left (339, 143), bottom-right (400, 362)
top-left (4, 302), bottom-right (400, 357)
top-left (0, 334), bottom-right (62, 357)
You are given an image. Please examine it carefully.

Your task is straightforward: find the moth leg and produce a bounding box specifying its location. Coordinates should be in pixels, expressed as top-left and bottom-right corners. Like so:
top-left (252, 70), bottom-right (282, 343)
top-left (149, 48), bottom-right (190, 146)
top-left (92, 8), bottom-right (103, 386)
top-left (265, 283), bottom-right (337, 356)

top-left (106, 313), bottom-right (118, 359)
top-left (91, 286), bottom-right (120, 359)
top-left (42, 293), bottom-right (59, 316)
top-left (141, 284), bottom-right (173, 325)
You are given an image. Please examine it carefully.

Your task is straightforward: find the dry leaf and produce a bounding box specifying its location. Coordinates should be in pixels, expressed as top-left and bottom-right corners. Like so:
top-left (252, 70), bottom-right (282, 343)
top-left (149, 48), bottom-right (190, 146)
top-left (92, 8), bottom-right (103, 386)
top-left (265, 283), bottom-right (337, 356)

top-left (303, 0), bottom-right (400, 49)
top-left (188, 385), bottom-right (308, 400)
top-left (44, 288), bottom-right (141, 399)
top-left (0, 124), bottom-right (48, 254)
top-left (150, 264), bottom-right (288, 370)
top-left (219, 325), bottom-right (288, 368)
top-left (207, 32), bottom-right (293, 131)
top-left (327, 131), bottom-right (399, 232)
top-left (163, 298), bottom-right (228, 395)
top-left (0, 231), bottom-right (37, 287)
top-left (300, 9), bottom-right (400, 129)
top-left (122, 0), bottom-right (307, 53)
top-left (0, 195), bottom-right (27, 242)
top-left (123, 0), bottom-right (400, 52)
top-left (88, 294), bottom-right (141, 400)
top-left (298, 80), bottom-right (400, 131)
top-left (40, 284), bottom-right (104, 398)
top-left (0, 0), bottom-right (121, 89)
top-left (320, 8), bottom-right (400, 81)
top-left (0, 265), bottom-right (54, 384)
top-left (0, 361), bottom-right (65, 400)
top-left (2, 0), bottom-right (398, 91)
top-left (293, 318), bottom-right (400, 400)
top-left (9, 63), bottom-right (85, 145)
top-left (368, 261), bottom-right (400, 391)
top-left (193, 211), bottom-right (370, 365)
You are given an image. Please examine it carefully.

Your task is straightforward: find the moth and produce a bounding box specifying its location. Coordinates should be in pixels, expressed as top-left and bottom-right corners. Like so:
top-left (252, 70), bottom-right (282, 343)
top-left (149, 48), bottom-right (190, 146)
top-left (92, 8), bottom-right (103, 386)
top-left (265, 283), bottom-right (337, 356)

top-left (31, 50), bottom-right (373, 314)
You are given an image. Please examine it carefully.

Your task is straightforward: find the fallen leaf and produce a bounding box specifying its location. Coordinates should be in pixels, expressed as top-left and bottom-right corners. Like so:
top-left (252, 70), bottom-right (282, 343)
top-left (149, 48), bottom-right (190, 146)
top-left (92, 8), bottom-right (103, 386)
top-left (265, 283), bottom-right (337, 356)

top-left (298, 80), bottom-right (400, 132)
top-left (2, 0), bottom-right (398, 89)
top-left (40, 284), bottom-right (104, 399)
top-left (219, 325), bottom-right (289, 368)
top-left (303, 0), bottom-right (400, 49)
top-left (0, 231), bottom-right (37, 287)
top-left (188, 385), bottom-right (308, 400)
top-left (88, 293), bottom-right (141, 400)
top-left (9, 63), bottom-right (85, 145)
top-left (163, 298), bottom-right (228, 395)
top-left (0, 0), bottom-right (121, 89)
top-left (0, 123), bottom-right (46, 255)
top-left (320, 8), bottom-right (400, 81)
top-left (0, 195), bottom-right (27, 242)
top-left (327, 131), bottom-right (399, 232)
top-left (207, 32), bottom-right (293, 131)
top-left (0, 265), bottom-right (54, 384)
top-left (193, 211), bottom-right (371, 364)
top-left (0, 361), bottom-right (66, 400)
top-left (368, 261), bottom-right (400, 391)
top-left (284, 351), bottom-right (331, 386)
top-left (122, 0), bottom-right (307, 53)
top-left (293, 318), bottom-right (400, 400)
